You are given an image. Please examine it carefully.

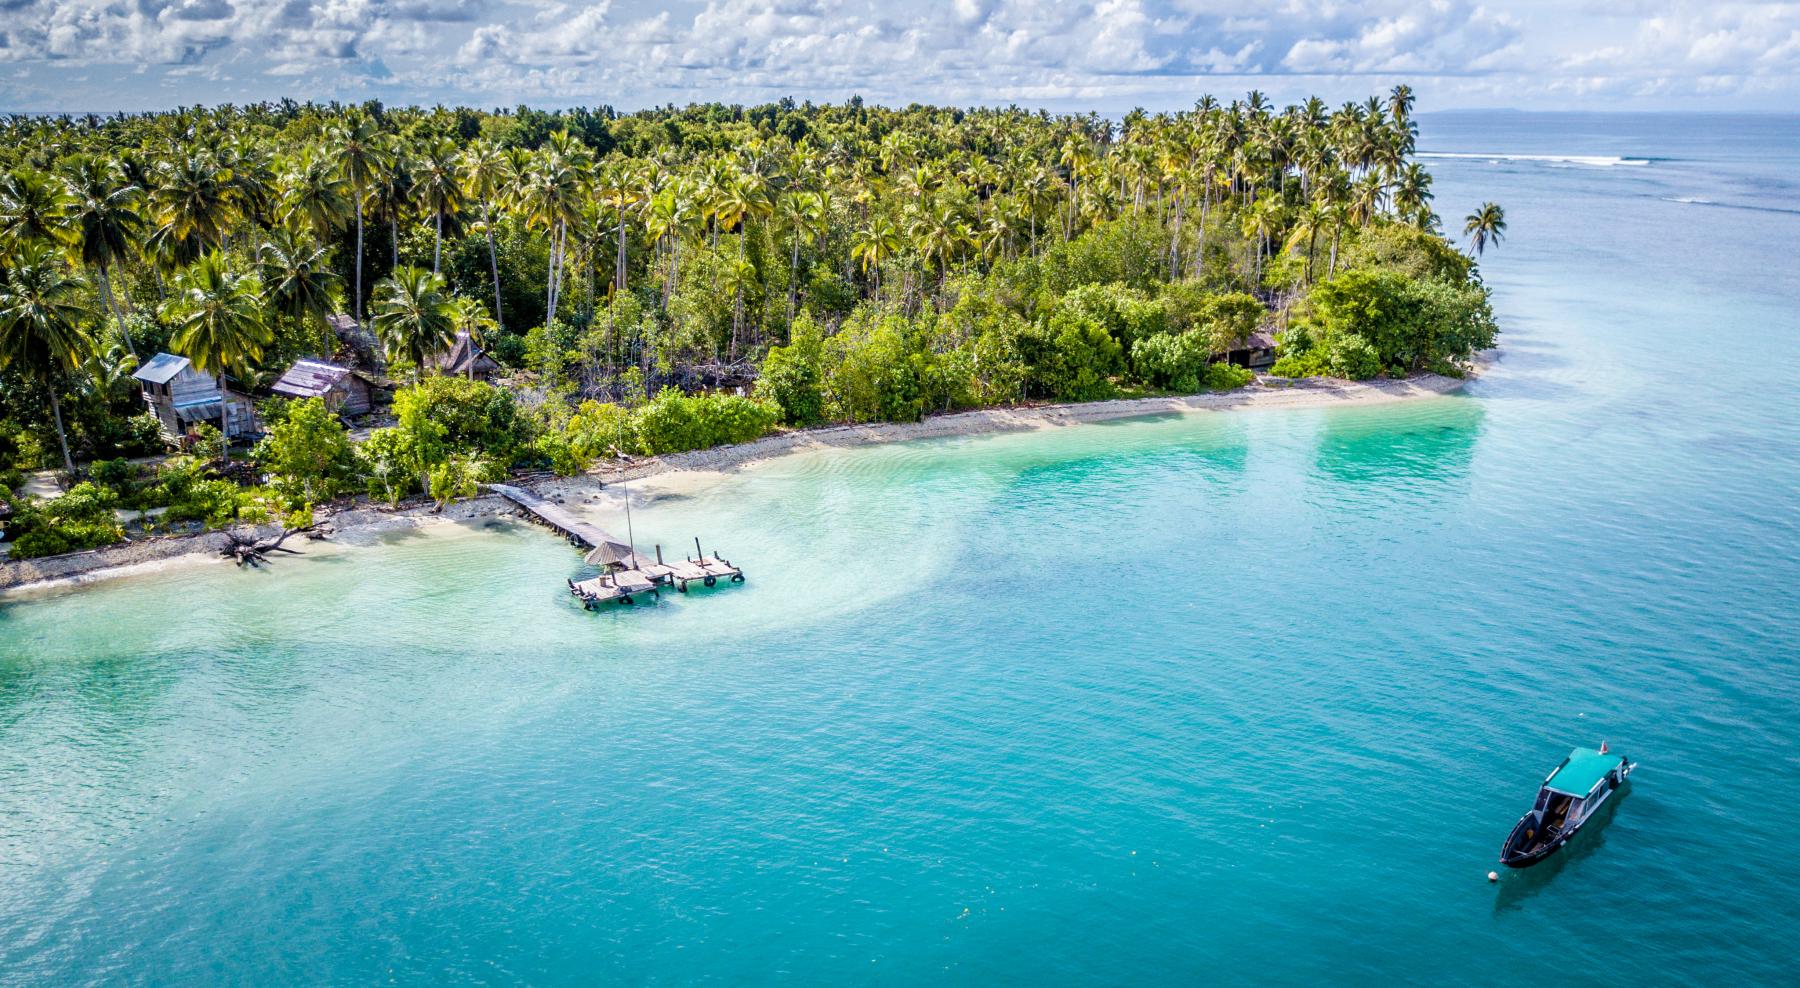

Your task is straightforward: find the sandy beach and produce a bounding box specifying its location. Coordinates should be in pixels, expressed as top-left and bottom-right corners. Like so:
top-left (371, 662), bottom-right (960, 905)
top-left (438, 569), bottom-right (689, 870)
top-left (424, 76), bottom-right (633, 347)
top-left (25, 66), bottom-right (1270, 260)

top-left (1, 371), bottom-right (1470, 596)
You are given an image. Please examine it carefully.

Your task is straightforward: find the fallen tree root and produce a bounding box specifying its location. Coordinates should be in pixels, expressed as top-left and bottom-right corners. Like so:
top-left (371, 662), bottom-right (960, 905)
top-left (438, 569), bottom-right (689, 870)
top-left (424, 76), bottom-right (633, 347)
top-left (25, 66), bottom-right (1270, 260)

top-left (221, 525), bottom-right (318, 567)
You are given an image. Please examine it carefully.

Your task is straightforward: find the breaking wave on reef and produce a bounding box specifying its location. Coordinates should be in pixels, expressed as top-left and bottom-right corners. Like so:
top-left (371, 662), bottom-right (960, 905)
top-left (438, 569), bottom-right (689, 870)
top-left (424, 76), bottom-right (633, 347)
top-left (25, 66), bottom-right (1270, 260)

top-left (1418, 151), bottom-right (1652, 167)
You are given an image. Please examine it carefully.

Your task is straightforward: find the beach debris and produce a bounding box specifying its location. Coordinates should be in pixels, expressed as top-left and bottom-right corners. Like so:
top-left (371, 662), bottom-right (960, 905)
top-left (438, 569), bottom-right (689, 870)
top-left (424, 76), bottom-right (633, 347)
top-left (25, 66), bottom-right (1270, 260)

top-left (220, 525), bottom-right (318, 567)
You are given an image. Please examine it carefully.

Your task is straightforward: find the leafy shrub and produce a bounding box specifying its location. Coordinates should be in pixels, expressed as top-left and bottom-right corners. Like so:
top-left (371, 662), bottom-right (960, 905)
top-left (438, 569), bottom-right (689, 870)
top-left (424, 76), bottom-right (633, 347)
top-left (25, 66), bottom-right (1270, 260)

top-left (358, 428), bottom-right (422, 507)
top-left (819, 311), bottom-right (925, 423)
top-left (154, 461), bottom-right (246, 527)
top-left (88, 458), bottom-right (139, 493)
top-left (1204, 362), bottom-right (1255, 391)
top-left (1306, 269), bottom-right (1497, 373)
top-left (429, 455), bottom-right (483, 507)
top-left (185, 423), bottom-right (224, 460)
top-left (755, 314), bottom-right (825, 426)
top-left (9, 432), bottom-right (46, 471)
top-left (7, 482), bottom-right (125, 558)
top-left (1031, 214), bottom-right (1167, 295)
top-left (95, 413), bottom-right (166, 459)
top-left (1325, 332), bottom-right (1382, 380)
top-left (1341, 223), bottom-right (1475, 284)
top-left (391, 377), bottom-right (534, 465)
top-left (254, 398), bottom-right (358, 504)
top-left (1056, 282), bottom-right (1168, 347)
top-left (632, 388), bottom-right (780, 455)
top-left (539, 400), bottom-right (635, 476)
top-left (1131, 332), bottom-right (1211, 392)
top-left (1022, 309), bottom-right (1123, 401)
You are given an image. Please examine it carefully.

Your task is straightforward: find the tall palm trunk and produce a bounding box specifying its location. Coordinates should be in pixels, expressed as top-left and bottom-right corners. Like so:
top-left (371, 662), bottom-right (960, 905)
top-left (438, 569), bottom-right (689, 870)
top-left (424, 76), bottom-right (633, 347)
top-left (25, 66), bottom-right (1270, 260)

top-left (1168, 193), bottom-right (1184, 281)
top-left (546, 220), bottom-right (566, 323)
top-left (615, 206), bottom-right (628, 293)
top-left (354, 197), bottom-right (365, 325)
top-left (730, 231), bottom-right (746, 361)
top-left (48, 389), bottom-right (74, 474)
top-left (1195, 188), bottom-right (1210, 278)
top-left (787, 233), bottom-right (801, 334)
top-left (433, 211), bottom-right (443, 274)
top-left (483, 204), bottom-right (504, 333)
top-left (97, 266), bottom-right (134, 356)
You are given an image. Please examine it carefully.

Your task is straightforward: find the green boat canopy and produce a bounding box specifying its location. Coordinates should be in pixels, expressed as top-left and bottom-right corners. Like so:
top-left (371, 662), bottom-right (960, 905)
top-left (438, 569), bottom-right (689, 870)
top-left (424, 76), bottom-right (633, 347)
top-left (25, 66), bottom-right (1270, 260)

top-left (1546, 747), bottom-right (1618, 796)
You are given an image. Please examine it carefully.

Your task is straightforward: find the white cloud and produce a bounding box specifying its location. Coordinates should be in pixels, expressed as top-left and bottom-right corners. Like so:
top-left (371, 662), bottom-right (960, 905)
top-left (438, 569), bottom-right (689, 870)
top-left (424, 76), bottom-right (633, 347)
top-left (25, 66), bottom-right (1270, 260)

top-left (0, 0), bottom-right (1797, 110)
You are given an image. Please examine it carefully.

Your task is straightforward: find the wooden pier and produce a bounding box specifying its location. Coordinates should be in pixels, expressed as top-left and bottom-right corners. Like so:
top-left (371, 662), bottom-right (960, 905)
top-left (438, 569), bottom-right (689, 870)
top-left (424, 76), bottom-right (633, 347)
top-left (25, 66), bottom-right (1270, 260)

top-left (489, 483), bottom-right (744, 608)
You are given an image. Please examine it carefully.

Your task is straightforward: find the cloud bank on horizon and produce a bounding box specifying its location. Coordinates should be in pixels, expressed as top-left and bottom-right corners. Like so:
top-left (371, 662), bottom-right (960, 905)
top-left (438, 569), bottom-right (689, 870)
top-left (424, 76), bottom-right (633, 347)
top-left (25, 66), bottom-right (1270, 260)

top-left (2, 0), bottom-right (1797, 112)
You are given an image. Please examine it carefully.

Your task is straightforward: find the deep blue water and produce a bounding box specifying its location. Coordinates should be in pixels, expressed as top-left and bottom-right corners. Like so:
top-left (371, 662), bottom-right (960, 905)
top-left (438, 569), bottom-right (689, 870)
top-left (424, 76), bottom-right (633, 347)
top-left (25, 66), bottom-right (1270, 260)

top-left (3, 113), bottom-right (1799, 984)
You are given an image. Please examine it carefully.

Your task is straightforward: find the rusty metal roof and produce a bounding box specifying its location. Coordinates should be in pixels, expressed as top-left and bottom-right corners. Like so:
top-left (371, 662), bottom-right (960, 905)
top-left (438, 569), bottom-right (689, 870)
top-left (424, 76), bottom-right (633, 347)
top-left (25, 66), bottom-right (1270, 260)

top-left (270, 359), bottom-right (352, 398)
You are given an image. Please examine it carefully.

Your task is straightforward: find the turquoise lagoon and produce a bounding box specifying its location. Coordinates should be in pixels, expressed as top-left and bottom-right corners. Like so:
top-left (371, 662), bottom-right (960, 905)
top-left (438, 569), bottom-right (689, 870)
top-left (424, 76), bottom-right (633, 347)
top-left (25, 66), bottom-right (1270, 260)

top-left (3, 114), bottom-right (1799, 983)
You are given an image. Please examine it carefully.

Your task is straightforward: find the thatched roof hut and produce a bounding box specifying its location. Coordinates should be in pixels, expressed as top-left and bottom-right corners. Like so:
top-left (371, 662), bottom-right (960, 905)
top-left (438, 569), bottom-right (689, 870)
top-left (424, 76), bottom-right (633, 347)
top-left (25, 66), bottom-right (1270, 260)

top-left (432, 332), bottom-right (500, 381)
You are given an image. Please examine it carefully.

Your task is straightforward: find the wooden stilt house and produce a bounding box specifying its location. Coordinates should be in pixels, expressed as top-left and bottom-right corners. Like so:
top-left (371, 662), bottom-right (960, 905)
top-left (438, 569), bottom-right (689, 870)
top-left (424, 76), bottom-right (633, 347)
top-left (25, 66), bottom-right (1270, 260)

top-left (132, 353), bottom-right (259, 442)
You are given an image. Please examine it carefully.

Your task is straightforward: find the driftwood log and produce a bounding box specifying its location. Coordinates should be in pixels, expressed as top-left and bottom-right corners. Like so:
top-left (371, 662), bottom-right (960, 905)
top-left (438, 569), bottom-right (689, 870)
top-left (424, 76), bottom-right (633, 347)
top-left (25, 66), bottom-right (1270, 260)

top-left (221, 525), bottom-right (317, 567)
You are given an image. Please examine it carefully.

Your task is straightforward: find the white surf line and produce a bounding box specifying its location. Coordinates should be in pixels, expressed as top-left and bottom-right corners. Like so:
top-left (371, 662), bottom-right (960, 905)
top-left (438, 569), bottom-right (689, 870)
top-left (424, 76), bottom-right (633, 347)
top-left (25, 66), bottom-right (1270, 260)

top-left (1417, 152), bottom-right (1651, 167)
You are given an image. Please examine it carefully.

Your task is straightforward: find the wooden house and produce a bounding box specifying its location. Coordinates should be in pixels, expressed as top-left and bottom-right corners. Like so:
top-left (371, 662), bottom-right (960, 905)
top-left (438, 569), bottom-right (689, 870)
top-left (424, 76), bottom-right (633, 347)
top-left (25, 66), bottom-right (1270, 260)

top-left (270, 359), bottom-right (374, 417)
top-left (432, 332), bottom-right (500, 381)
top-left (132, 353), bottom-right (258, 442)
top-left (1225, 329), bottom-right (1279, 371)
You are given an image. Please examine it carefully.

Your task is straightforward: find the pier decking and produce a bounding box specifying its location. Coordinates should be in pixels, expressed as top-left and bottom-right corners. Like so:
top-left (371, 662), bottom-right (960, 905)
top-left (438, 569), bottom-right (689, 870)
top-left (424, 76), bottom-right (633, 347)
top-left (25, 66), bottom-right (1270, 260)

top-left (489, 483), bottom-right (744, 607)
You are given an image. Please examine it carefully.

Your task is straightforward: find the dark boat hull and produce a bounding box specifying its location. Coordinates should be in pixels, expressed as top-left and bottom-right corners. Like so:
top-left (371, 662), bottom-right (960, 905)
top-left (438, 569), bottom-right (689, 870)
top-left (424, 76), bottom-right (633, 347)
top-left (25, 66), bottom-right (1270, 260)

top-left (1500, 813), bottom-right (1574, 868)
top-left (1498, 757), bottom-right (1632, 868)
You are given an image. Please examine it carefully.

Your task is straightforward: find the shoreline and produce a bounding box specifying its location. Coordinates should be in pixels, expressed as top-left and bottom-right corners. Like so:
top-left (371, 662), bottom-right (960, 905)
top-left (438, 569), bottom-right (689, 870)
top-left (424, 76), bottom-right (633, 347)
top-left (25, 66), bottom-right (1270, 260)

top-left (2, 372), bottom-right (1471, 597)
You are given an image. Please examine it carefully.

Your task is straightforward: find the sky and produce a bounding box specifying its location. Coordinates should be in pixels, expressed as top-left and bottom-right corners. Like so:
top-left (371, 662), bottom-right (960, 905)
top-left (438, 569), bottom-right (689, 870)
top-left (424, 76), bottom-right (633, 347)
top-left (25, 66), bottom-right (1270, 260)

top-left (2, 1), bottom-right (1798, 114)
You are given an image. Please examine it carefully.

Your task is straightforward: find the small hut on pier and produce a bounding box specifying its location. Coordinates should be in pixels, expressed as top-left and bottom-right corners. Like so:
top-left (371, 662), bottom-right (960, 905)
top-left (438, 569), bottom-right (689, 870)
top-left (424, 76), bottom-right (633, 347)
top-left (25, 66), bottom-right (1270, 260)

top-left (269, 359), bottom-right (375, 417)
top-left (132, 353), bottom-right (258, 441)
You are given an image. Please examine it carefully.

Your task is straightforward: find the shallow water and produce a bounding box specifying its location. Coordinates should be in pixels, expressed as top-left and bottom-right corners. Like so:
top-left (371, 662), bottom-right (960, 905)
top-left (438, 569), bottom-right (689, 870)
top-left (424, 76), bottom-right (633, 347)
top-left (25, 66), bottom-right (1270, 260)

top-left (4, 113), bottom-right (1799, 983)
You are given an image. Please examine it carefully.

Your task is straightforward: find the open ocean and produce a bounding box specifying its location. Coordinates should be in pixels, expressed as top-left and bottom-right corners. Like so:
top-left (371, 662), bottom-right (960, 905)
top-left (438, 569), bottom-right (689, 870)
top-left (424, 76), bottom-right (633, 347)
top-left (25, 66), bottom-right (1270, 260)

top-left (3, 112), bottom-right (1798, 984)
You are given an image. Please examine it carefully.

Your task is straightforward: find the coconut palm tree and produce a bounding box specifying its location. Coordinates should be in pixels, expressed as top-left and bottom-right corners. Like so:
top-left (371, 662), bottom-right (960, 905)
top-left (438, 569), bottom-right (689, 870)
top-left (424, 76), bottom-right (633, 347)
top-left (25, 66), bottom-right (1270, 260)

top-left (278, 146), bottom-right (352, 243)
top-left (368, 145), bottom-right (416, 273)
top-left (1392, 163), bottom-right (1435, 229)
top-left (1464, 202), bottom-right (1507, 255)
top-left (61, 156), bottom-right (145, 356)
top-left (520, 138), bottom-right (589, 323)
top-left (1388, 85), bottom-right (1415, 130)
top-left (259, 227), bottom-right (342, 357)
top-left (777, 188), bottom-right (828, 332)
top-left (1240, 193), bottom-right (1285, 289)
top-left (1286, 201), bottom-right (1331, 285)
top-left (595, 160), bottom-right (637, 297)
top-left (414, 137), bottom-right (464, 275)
top-left (0, 169), bottom-right (70, 250)
top-left (371, 265), bottom-right (456, 379)
top-left (712, 167), bottom-right (772, 354)
top-left (851, 217), bottom-right (900, 296)
top-left (328, 115), bottom-right (389, 326)
top-left (166, 252), bottom-right (269, 463)
top-left (457, 137), bottom-right (512, 333)
top-left (151, 150), bottom-right (238, 256)
top-left (0, 242), bottom-right (94, 473)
